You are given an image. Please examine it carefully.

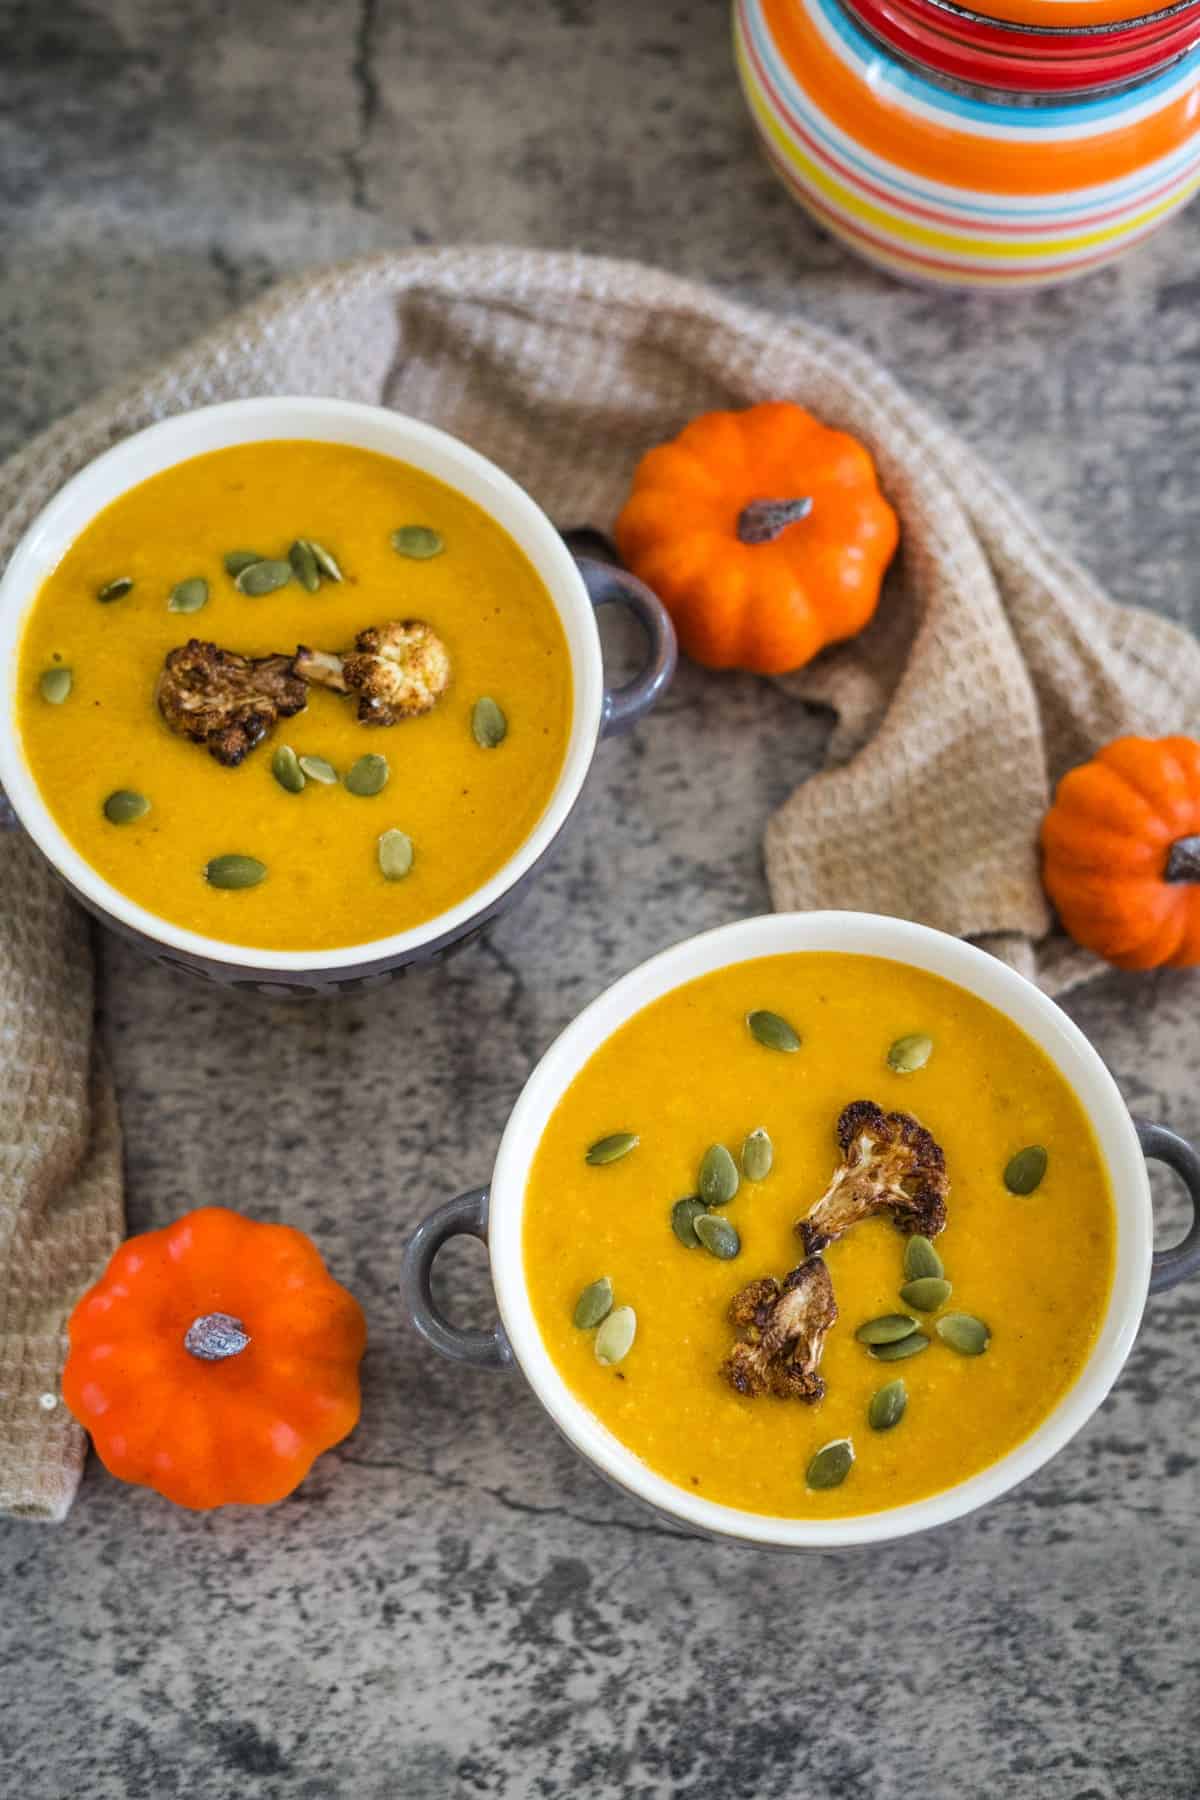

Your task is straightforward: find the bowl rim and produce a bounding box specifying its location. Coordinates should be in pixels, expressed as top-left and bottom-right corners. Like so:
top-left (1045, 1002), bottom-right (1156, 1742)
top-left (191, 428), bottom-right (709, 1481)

top-left (0, 396), bottom-right (603, 972)
top-left (487, 911), bottom-right (1151, 1548)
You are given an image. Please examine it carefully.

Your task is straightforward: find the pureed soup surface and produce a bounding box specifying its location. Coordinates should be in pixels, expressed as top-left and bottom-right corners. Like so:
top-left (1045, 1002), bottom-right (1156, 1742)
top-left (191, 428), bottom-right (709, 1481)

top-left (523, 953), bottom-right (1116, 1520)
top-left (16, 441), bottom-right (572, 951)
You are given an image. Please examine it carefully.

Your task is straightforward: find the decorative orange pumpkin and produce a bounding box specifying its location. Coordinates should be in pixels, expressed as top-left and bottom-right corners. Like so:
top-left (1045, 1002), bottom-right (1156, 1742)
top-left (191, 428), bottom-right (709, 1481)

top-left (1041, 735), bottom-right (1200, 970)
top-left (614, 401), bottom-right (899, 674)
top-left (63, 1206), bottom-right (366, 1509)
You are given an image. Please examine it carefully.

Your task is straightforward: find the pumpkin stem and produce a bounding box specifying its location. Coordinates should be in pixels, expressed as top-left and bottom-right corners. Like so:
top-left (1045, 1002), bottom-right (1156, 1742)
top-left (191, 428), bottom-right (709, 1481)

top-left (737, 498), bottom-right (813, 545)
top-left (184, 1312), bottom-right (251, 1361)
top-left (1166, 835), bottom-right (1200, 883)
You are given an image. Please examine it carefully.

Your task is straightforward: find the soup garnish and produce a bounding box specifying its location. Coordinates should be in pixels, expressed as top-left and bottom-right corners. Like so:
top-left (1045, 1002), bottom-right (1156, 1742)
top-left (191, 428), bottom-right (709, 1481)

top-left (797, 1101), bottom-right (947, 1255)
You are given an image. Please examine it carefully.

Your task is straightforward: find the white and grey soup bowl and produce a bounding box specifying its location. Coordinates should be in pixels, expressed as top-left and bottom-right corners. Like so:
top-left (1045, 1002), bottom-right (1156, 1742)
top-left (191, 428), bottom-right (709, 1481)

top-left (402, 911), bottom-right (1200, 1549)
top-left (0, 397), bottom-right (675, 996)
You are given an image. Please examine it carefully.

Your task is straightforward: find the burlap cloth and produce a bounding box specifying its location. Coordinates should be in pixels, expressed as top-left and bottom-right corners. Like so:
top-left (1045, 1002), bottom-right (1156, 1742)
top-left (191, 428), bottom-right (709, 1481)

top-left (3, 247), bottom-right (1198, 1521)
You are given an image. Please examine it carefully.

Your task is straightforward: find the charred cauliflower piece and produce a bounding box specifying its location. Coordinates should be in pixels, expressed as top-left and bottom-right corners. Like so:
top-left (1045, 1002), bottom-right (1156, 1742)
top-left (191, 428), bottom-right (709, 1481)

top-left (156, 639), bottom-right (308, 767)
top-left (797, 1100), bottom-right (948, 1256)
top-left (721, 1257), bottom-right (838, 1401)
top-left (297, 619), bottom-right (450, 725)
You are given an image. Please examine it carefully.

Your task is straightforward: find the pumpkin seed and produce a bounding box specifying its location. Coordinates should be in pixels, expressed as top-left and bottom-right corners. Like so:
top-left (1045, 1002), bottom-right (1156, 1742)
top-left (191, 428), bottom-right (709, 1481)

top-left (168, 577), bottom-right (208, 614)
top-left (807, 1438), bottom-right (854, 1490)
top-left (1004, 1145), bottom-right (1048, 1195)
top-left (670, 1196), bottom-right (707, 1249)
top-left (271, 745), bottom-right (306, 794)
top-left (205, 854), bottom-right (267, 890)
top-left (937, 1313), bottom-right (991, 1356)
top-left (573, 1276), bottom-right (614, 1330)
top-left (345, 753), bottom-right (389, 797)
top-left (594, 1304), bottom-right (636, 1366)
top-left (97, 576), bottom-right (133, 603)
top-left (307, 540), bottom-right (344, 582)
top-left (888, 1032), bottom-right (934, 1074)
top-left (378, 828), bottom-right (414, 881)
top-left (585, 1131), bottom-right (639, 1166)
top-left (904, 1235), bottom-right (944, 1282)
top-left (899, 1277), bottom-right (952, 1313)
top-left (741, 1127), bottom-right (773, 1183)
top-left (39, 667), bottom-right (72, 704)
top-left (868, 1380), bottom-right (908, 1432)
top-left (694, 1213), bottom-right (740, 1260)
top-left (223, 550), bottom-right (262, 577)
top-left (103, 789), bottom-right (149, 825)
top-left (289, 539), bottom-right (320, 593)
top-left (855, 1313), bottom-right (920, 1346)
top-left (298, 754), bottom-right (338, 785)
top-left (746, 1009), bottom-right (801, 1053)
top-left (869, 1331), bottom-right (930, 1363)
top-left (472, 696), bottom-right (508, 749)
top-left (391, 524), bottom-right (444, 559)
top-left (235, 558), bottom-right (292, 597)
top-left (699, 1143), bottom-right (739, 1207)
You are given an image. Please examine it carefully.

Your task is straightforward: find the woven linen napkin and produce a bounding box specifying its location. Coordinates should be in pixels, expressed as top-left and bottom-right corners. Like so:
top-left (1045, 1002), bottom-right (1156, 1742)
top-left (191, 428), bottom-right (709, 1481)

top-left (3, 247), bottom-right (1199, 1518)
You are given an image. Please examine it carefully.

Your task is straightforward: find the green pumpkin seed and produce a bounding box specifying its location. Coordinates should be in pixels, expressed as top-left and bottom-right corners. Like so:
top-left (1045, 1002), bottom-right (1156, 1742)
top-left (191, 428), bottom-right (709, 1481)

top-left (97, 576), bottom-right (133, 603)
top-left (223, 550), bottom-right (262, 577)
top-left (298, 754), bottom-right (338, 785)
top-left (205, 854), bottom-right (267, 890)
top-left (378, 828), bottom-right (414, 881)
top-left (741, 1127), bottom-right (773, 1183)
top-left (670, 1196), bottom-right (707, 1249)
top-left (870, 1331), bottom-right (930, 1363)
top-left (573, 1276), bottom-right (614, 1330)
top-left (594, 1305), bottom-right (636, 1365)
top-left (103, 789), bottom-right (149, 825)
top-left (868, 1380), bottom-right (907, 1432)
top-left (899, 1277), bottom-right (952, 1313)
top-left (585, 1131), bottom-right (639, 1166)
top-left (39, 667), bottom-right (72, 704)
top-left (345, 753), bottom-right (389, 797)
top-left (235, 559), bottom-right (292, 597)
top-left (168, 577), bottom-right (208, 614)
top-left (807, 1438), bottom-right (854, 1490)
top-left (746, 1009), bottom-right (801, 1053)
top-left (271, 745), bottom-right (306, 794)
top-left (289, 539), bottom-right (320, 593)
top-left (699, 1143), bottom-right (739, 1207)
top-left (307, 540), bottom-right (344, 582)
top-left (904, 1235), bottom-right (944, 1282)
top-left (694, 1213), bottom-right (740, 1260)
top-left (1004, 1145), bottom-right (1048, 1195)
top-left (855, 1313), bottom-right (920, 1346)
top-left (391, 524), bottom-right (444, 560)
top-left (888, 1032), bottom-right (934, 1074)
top-left (937, 1313), bottom-right (991, 1356)
top-left (472, 696), bottom-right (508, 749)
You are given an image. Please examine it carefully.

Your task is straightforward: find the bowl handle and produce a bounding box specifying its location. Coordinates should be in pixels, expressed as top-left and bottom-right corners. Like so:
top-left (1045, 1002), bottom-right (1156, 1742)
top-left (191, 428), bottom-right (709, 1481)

top-left (400, 1187), bottom-right (514, 1368)
top-left (574, 556), bottom-right (677, 738)
top-left (1136, 1118), bottom-right (1200, 1294)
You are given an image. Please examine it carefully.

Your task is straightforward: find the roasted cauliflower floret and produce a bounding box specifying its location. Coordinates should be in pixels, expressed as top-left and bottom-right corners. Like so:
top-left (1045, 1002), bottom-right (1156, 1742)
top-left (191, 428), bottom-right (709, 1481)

top-left (156, 639), bottom-right (308, 767)
top-left (797, 1099), bottom-right (948, 1256)
top-left (721, 1257), bottom-right (838, 1401)
top-left (297, 619), bottom-right (451, 725)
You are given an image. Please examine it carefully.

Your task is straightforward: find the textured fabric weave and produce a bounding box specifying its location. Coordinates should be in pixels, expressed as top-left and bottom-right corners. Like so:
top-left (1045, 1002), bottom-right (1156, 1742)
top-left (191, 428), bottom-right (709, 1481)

top-left (2, 246), bottom-right (1198, 1518)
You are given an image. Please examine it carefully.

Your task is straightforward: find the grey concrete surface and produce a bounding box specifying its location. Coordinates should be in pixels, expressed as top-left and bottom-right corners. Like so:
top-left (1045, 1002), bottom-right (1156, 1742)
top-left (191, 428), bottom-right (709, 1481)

top-left (2, 3), bottom-right (1199, 1797)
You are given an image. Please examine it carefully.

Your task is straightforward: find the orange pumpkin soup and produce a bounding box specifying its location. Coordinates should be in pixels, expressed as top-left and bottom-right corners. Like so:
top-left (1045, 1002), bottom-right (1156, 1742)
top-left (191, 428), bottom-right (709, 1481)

top-left (523, 953), bottom-right (1115, 1519)
top-left (16, 441), bottom-right (572, 951)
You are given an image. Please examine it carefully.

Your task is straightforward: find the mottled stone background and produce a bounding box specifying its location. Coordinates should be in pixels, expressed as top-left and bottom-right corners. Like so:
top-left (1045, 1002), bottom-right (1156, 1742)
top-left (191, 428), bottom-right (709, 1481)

top-left (2, 3), bottom-right (1198, 1797)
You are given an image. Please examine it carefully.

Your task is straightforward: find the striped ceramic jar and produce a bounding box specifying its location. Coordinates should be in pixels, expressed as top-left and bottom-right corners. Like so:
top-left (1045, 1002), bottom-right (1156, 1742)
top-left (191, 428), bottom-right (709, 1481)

top-left (735, 0), bottom-right (1200, 288)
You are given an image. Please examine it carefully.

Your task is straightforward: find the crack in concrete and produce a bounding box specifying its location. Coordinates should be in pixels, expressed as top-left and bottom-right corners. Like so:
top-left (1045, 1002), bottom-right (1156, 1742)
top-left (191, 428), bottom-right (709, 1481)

top-left (342, 0), bottom-right (381, 212)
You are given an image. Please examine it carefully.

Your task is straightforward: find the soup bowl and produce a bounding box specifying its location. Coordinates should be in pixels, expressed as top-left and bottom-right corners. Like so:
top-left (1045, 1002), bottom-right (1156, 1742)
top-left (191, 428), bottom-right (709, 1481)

top-left (402, 911), bottom-right (1200, 1548)
top-left (0, 397), bottom-right (675, 996)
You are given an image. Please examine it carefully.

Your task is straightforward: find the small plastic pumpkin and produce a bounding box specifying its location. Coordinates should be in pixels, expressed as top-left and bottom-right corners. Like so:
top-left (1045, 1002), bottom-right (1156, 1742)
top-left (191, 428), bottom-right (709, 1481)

top-left (614, 401), bottom-right (899, 674)
top-left (63, 1206), bottom-right (366, 1509)
top-left (1040, 735), bottom-right (1200, 970)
